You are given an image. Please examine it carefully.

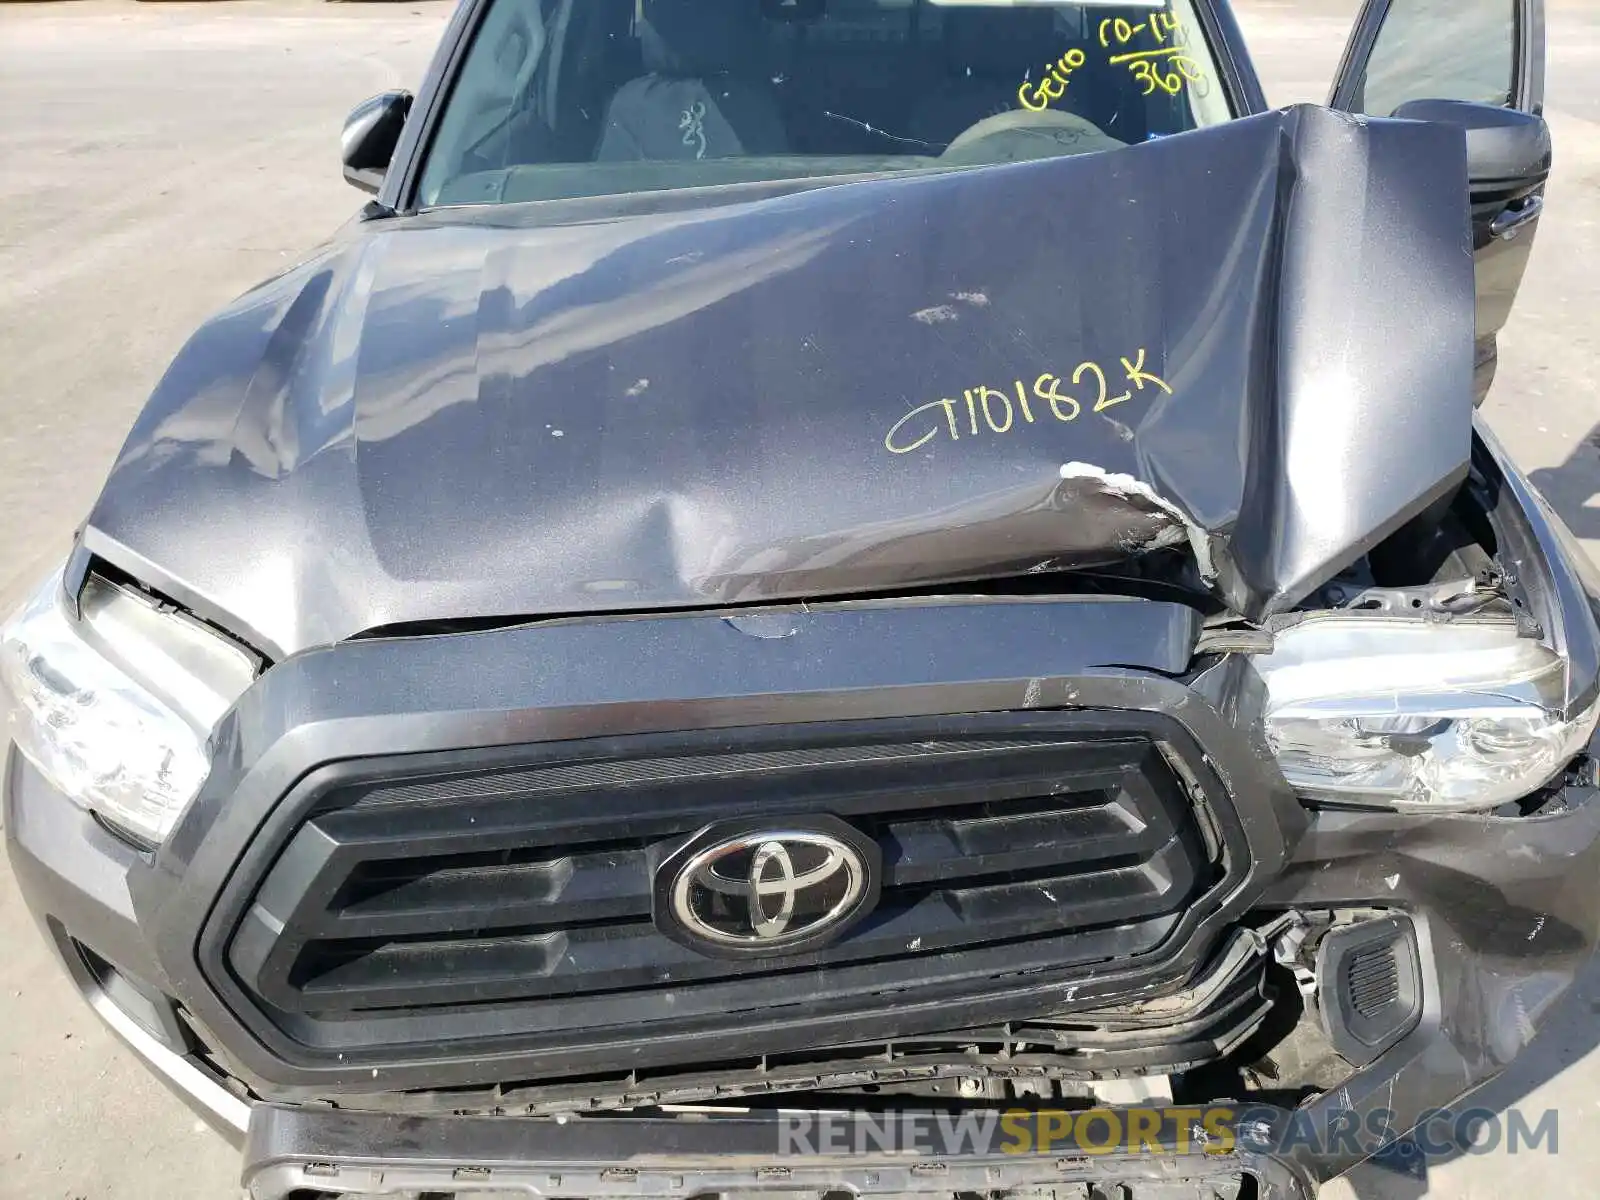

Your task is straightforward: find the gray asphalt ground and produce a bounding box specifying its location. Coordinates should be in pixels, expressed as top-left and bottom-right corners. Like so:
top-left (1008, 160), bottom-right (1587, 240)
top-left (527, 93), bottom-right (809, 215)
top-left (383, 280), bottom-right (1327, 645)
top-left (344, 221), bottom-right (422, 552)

top-left (0, 1), bottom-right (1596, 1196)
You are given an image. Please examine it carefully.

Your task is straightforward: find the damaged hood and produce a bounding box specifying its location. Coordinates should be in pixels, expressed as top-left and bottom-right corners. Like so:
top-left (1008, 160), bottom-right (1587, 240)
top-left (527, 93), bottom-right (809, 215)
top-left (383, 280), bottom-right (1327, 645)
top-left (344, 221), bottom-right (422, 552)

top-left (87, 105), bottom-right (1475, 659)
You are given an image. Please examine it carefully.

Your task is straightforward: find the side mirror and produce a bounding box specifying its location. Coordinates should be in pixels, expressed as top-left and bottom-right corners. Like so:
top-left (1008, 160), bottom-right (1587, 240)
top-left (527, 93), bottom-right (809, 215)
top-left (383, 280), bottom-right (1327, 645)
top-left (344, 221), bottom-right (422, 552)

top-left (1391, 99), bottom-right (1552, 198)
top-left (342, 91), bottom-right (413, 195)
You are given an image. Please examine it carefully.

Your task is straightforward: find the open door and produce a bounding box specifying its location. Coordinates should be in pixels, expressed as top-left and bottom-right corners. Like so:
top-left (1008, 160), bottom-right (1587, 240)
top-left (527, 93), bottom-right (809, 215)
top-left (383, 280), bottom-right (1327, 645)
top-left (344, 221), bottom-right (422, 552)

top-left (1329, 0), bottom-right (1550, 404)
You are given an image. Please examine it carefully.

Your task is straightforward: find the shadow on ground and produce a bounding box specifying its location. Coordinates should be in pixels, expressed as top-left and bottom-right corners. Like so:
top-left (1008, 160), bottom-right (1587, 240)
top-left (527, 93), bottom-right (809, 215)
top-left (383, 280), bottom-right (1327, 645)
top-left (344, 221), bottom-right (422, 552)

top-left (1529, 429), bottom-right (1600, 540)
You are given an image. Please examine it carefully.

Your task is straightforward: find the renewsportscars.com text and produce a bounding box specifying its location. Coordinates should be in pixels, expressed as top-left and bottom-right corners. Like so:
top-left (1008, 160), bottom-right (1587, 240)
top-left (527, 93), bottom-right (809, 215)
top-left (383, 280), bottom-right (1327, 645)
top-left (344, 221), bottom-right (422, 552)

top-left (776, 1106), bottom-right (1560, 1159)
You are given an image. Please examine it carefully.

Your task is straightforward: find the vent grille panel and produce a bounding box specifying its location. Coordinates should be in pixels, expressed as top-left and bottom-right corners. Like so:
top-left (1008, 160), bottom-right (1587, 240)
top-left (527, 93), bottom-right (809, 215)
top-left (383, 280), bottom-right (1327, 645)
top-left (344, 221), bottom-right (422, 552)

top-left (1348, 945), bottom-right (1401, 1018)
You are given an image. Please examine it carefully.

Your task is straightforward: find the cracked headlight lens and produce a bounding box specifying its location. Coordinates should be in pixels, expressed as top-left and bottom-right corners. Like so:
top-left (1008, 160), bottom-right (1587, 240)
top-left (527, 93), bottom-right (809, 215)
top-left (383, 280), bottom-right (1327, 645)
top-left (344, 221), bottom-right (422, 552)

top-left (0, 569), bottom-right (256, 846)
top-left (1257, 616), bottom-right (1600, 813)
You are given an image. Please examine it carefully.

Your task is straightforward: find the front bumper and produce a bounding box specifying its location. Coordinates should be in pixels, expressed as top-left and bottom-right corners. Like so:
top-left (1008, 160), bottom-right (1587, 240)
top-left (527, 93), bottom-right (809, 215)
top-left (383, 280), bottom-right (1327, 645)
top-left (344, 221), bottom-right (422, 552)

top-left (10, 697), bottom-right (1600, 1194)
top-left (241, 1103), bottom-right (1317, 1199)
top-left (9, 553), bottom-right (1600, 1195)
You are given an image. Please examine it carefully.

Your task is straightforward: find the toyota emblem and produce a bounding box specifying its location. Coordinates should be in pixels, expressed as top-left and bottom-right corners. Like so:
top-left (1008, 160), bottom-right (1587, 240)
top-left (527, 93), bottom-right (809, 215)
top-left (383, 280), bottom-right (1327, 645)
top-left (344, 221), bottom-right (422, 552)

top-left (653, 817), bottom-right (882, 958)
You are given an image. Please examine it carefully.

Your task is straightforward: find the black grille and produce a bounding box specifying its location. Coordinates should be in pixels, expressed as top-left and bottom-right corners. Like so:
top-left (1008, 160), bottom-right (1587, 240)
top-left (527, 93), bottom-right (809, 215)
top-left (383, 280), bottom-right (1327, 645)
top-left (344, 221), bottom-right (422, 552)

top-left (1346, 944), bottom-right (1401, 1019)
top-left (364, 925), bottom-right (1282, 1116)
top-left (221, 715), bottom-right (1234, 1073)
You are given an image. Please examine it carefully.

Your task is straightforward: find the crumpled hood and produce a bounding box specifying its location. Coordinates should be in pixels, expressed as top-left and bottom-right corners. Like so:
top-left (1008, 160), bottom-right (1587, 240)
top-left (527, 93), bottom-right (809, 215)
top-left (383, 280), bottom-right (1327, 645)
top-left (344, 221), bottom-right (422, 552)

top-left (86, 105), bottom-right (1475, 659)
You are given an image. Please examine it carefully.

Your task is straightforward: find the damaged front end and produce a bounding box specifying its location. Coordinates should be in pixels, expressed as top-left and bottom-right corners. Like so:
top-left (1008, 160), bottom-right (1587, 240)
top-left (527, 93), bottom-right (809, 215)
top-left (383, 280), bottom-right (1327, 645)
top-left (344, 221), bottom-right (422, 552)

top-left (8, 94), bottom-right (1600, 1200)
top-left (215, 425), bottom-right (1600, 1199)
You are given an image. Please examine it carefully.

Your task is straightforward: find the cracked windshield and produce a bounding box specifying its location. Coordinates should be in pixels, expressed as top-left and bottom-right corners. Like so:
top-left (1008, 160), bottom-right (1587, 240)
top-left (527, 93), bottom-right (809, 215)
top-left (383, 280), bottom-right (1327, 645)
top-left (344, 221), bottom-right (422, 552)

top-left (418, 0), bottom-right (1235, 206)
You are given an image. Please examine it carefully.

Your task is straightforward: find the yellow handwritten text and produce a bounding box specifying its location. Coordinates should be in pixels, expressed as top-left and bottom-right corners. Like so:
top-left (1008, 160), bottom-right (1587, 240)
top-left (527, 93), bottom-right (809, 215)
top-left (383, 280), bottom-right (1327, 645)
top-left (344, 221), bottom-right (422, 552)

top-left (883, 349), bottom-right (1173, 456)
top-left (1099, 12), bottom-right (1211, 98)
top-left (1112, 48), bottom-right (1209, 97)
top-left (1099, 12), bottom-right (1184, 49)
top-left (1018, 48), bottom-right (1088, 113)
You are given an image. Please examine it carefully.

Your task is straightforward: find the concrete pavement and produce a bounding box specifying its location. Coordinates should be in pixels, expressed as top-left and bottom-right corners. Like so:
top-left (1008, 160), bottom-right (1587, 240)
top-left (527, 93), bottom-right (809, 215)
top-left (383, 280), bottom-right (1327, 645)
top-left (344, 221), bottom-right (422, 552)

top-left (0, 10), bottom-right (447, 1195)
top-left (0, 2), bottom-right (1597, 1196)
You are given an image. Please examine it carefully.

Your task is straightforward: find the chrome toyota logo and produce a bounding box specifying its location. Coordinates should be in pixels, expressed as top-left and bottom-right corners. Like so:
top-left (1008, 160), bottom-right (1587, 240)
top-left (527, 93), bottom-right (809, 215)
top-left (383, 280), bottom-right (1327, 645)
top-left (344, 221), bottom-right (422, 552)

top-left (654, 818), bottom-right (882, 957)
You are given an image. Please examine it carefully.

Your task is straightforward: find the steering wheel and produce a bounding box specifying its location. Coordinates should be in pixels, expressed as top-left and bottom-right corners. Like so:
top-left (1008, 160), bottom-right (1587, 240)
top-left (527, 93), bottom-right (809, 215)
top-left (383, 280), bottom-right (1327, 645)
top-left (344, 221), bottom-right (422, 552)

top-left (940, 108), bottom-right (1126, 166)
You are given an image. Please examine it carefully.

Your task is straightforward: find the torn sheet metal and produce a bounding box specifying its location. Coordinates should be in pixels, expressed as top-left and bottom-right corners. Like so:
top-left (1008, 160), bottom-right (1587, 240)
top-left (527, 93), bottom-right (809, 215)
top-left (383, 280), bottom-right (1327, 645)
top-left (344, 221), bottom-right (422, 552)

top-left (1057, 462), bottom-right (1216, 581)
top-left (86, 105), bottom-right (1474, 656)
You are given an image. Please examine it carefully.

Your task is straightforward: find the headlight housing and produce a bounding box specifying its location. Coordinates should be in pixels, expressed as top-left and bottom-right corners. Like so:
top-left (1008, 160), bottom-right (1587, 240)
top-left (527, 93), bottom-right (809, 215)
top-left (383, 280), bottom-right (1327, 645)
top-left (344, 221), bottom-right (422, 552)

top-left (0, 570), bottom-right (256, 846)
top-left (1257, 615), bottom-right (1600, 813)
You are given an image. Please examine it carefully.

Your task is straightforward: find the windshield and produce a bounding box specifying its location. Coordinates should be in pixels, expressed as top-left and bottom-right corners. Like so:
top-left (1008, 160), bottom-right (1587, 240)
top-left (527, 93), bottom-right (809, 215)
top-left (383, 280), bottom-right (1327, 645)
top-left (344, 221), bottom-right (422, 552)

top-left (417, 0), bottom-right (1234, 208)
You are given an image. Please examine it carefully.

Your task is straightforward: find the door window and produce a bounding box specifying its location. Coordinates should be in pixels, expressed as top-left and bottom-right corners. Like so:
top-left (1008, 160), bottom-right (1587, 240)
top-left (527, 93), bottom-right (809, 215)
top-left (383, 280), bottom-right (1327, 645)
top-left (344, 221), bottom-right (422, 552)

top-left (1353, 0), bottom-right (1516, 117)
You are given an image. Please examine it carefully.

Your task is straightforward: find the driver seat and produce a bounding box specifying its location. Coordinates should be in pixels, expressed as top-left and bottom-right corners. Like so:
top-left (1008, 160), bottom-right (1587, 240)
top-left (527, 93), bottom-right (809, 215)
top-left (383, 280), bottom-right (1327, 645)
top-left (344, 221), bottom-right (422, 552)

top-left (596, 0), bottom-right (788, 161)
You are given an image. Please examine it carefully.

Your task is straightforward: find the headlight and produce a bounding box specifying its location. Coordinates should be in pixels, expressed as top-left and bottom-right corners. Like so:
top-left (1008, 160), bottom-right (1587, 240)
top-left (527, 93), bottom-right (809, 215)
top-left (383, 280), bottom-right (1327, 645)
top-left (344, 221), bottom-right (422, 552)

top-left (0, 569), bottom-right (256, 846)
top-left (1256, 616), bottom-right (1600, 813)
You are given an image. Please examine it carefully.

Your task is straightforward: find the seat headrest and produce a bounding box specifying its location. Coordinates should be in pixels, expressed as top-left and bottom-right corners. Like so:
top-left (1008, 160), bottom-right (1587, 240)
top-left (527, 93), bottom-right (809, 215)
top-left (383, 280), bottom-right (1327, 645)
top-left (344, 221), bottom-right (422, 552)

top-left (639, 0), bottom-right (766, 76)
top-left (941, 8), bottom-right (1061, 79)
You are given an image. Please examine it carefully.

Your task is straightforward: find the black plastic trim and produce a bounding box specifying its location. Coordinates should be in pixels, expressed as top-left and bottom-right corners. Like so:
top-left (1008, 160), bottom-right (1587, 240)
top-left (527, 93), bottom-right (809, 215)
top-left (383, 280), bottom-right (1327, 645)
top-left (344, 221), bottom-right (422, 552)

top-left (226, 722), bottom-right (1207, 1020)
top-left (206, 711), bottom-right (1240, 1083)
top-left (1317, 915), bottom-right (1423, 1067)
